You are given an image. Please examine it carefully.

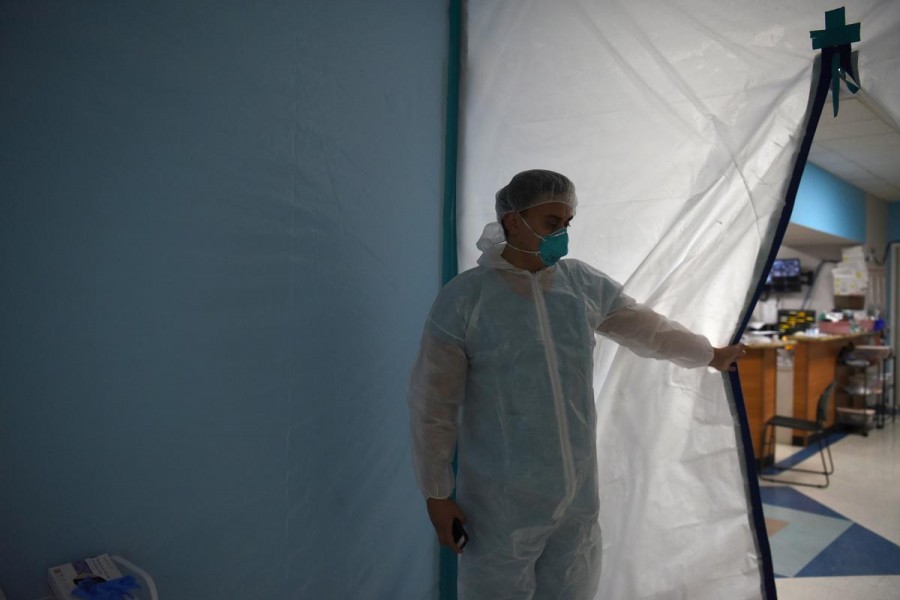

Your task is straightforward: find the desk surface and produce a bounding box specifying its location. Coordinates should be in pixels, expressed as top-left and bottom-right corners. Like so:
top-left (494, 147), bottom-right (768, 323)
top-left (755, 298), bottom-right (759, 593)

top-left (743, 332), bottom-right (872, 349)
top-left (788, 332), bottom-right (873, 344)
top-left (743, 341), bottom-right (788, 349)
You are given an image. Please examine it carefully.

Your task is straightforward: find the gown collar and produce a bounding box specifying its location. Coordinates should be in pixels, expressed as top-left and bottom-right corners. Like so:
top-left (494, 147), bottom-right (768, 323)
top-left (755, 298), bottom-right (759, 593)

top-left (475, 221), bottom-right (557, 275)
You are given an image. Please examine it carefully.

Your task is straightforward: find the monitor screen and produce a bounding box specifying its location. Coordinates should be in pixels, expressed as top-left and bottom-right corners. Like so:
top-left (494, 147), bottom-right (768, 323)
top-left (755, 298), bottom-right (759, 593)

top-left (766, 258), bottom-right (802, 292)
top-left (770, 258), bottom-right (801, 278)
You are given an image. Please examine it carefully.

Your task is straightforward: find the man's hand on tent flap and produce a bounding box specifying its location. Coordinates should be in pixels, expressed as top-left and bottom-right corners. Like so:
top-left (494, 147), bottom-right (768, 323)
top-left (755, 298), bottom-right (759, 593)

top-left (427, 497), bottom-right (468, 554)
top-left (709, 344), bottom-right (746, 371)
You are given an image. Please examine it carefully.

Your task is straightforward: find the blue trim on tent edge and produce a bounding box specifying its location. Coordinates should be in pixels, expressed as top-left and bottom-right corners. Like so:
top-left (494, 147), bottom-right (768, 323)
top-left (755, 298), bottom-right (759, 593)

top-left (729, 40), bottom-right (857, 600)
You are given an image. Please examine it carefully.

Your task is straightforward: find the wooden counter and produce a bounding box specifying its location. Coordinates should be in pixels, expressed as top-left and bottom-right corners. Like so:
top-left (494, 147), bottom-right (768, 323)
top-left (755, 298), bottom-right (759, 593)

top-left (790, 332), bottom-right (873, 445)
top-left (738, 342), bottom-right (784, 466)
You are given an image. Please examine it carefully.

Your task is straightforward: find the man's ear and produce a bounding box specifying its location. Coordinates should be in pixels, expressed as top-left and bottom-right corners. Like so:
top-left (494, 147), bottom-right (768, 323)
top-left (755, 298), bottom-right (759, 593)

top-left (501, 212), bottom-right (518, 236)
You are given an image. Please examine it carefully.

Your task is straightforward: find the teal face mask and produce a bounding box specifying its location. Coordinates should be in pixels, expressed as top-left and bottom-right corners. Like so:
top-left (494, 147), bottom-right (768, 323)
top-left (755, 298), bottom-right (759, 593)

top-left (537, 228), bottom-right (569, 266)
top-left (518, 214), bottom-right (569, 267)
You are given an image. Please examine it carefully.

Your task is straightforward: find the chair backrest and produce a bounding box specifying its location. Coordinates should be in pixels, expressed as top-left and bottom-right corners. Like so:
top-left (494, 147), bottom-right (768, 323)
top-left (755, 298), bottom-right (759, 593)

top-left (815, 382), bottom-right (836, 426)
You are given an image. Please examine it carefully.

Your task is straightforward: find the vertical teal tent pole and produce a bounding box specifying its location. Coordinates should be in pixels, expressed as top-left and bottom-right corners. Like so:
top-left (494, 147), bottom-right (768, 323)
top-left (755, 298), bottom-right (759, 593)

top-left (439, 0), bottom-right (462, 598)
top-left (443, 0), bottom-right (461, 284)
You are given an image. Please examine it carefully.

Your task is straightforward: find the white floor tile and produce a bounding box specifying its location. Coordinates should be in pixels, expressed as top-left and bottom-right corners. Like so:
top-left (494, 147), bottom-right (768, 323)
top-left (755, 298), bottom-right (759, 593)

top-left (776, 576), bottom-right (879, 600)
top-left (869, 575), bottom-right (900, 599)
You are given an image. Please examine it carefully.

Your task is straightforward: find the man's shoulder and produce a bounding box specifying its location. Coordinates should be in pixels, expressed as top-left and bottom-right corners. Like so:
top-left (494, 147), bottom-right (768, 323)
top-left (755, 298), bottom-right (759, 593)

top-left (559, 258), bottom-right (615, 282)
top-left (426, 267), bottom-right (486, 337)
top-left (428, 267), bottom-right (487, 315)
top-left (441, 265), bottom-right (486, 292)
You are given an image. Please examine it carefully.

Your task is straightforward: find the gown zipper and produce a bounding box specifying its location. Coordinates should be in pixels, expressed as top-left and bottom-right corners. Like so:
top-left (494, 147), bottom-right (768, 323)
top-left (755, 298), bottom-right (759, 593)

top-left (529, 271), bottom-right (577, 518)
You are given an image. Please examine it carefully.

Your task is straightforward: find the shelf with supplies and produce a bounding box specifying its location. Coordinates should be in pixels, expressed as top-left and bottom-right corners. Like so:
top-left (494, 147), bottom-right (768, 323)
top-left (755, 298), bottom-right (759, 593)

top-left (788, 332), bottom-right (875, 446)
top-left (836, 343), bottom-right (894, 435)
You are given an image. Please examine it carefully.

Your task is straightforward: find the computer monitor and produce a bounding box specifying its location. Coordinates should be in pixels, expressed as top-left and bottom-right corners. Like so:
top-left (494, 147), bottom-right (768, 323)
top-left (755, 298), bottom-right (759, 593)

top-left (767, 258), bottom-right (802, 292)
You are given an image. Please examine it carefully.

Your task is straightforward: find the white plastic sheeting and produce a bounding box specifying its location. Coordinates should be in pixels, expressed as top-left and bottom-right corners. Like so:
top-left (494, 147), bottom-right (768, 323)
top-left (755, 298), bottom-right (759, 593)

top-left (457, 1), bottom-right (900, 598)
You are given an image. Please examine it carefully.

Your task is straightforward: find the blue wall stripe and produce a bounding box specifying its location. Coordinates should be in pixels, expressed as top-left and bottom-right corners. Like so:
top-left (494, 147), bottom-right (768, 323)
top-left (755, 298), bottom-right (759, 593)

top-left (793, 163), bottom-right (867, 242)
top-left (888, 204), bottom-right (900, 243)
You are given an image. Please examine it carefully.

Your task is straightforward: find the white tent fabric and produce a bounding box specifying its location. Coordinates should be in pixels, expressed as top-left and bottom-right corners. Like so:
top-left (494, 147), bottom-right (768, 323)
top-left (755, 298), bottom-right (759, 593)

top-left (457, 1), bottom-right (900, 598)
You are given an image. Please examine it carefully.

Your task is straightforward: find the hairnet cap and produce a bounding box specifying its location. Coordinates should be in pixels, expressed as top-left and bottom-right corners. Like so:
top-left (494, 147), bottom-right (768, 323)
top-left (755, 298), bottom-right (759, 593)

top-left (495, 169), bottom-right (578, 220)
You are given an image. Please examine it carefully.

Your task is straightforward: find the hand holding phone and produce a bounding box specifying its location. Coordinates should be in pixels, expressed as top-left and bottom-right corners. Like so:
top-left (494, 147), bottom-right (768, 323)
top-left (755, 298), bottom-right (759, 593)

top-left (426, 497), bottom-right (469, 554)
top-left (452, 518), bottom-right (469, 550)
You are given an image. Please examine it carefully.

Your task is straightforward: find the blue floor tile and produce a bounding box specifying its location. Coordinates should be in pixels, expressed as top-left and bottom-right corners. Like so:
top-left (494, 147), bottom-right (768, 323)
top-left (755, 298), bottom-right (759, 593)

top-left (795, 523), bottom-right (900, 577)
top-left (761, 486), bottom-right (900, 578)
top-left (764, 504), bottom-right (852, 577)
top-left (759, 485), bottom-right (844, 519)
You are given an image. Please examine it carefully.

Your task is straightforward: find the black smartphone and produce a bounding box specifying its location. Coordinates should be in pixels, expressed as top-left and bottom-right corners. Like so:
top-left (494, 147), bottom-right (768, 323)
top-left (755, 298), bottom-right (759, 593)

top-left (452, 518), bottom-right (469, 549)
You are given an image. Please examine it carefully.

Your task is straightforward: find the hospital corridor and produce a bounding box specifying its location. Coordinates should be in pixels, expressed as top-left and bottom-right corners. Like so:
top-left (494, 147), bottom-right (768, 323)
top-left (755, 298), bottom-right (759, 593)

top-left (762, 420), bottom-right (900, 599)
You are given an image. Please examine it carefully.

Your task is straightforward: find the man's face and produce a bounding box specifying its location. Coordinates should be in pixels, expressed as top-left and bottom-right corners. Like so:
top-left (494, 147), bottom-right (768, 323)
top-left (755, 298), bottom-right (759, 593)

top-left (505, 200), bottom-right (575, 251)
top-left (523, 201), bottom-right (575, 236)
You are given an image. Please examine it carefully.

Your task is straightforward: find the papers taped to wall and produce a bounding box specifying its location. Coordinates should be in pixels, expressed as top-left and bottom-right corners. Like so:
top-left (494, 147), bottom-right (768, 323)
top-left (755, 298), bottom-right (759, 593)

top-left (833, 245), bottom-right (868, 295)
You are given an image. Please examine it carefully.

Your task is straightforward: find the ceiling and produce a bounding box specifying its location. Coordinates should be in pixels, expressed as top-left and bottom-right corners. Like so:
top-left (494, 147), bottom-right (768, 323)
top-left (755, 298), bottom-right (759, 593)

top-left (783, 71), bottom-right (900, 255)
top-left (808, 83), bottom-right (900, 202)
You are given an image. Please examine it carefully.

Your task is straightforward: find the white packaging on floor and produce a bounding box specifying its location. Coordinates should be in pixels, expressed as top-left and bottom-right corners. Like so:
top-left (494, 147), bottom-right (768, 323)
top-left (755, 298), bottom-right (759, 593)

top-left (47, 553), bottom-right (157, 600)
top-left (48, 554), bottom-right (122, 600)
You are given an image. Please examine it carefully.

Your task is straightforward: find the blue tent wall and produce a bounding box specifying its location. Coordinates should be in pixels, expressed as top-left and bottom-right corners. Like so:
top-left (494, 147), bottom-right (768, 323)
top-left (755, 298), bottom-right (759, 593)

top-left (0, 1), bottom-right (446, 598)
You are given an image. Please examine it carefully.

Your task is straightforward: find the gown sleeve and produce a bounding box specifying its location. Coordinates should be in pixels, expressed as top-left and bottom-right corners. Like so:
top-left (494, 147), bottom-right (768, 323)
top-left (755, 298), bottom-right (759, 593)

top-left (596, 297), bottom-right (714, 369)
top-left (407, 280), bottom-right (471, 499)
top-left (568, 259), bottom-right (714, 369)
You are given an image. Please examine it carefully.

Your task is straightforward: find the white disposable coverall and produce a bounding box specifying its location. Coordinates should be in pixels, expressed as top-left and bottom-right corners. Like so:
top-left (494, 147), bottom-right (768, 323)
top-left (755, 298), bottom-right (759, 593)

top-left (408, 223), bottom-right (714, 599)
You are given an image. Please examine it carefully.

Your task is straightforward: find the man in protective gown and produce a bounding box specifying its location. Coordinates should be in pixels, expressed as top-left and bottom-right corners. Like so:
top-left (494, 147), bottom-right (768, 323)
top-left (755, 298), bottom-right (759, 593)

top-left (408, 169), bottom-right (744, 599)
